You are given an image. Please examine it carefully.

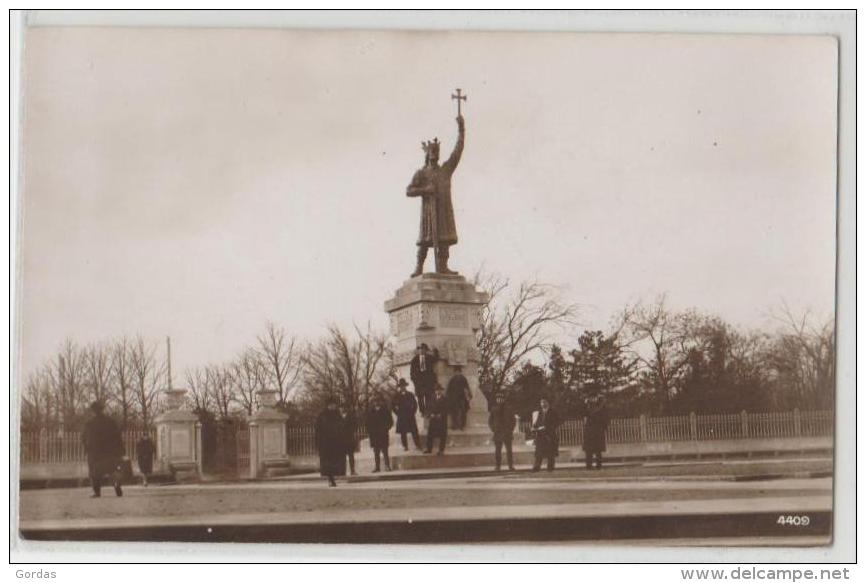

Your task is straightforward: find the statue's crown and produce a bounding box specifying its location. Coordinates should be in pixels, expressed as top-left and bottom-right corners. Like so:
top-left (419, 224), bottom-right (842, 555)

top-left (421, 138), bottom-right (440, 154)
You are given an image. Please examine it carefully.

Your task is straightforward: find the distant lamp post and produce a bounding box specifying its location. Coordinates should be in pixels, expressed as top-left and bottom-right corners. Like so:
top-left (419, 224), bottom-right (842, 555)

top-left (153, 337), bottom-right (202, 480)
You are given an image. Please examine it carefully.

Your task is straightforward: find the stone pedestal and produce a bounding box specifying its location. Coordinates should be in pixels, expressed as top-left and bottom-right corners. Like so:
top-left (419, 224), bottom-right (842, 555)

top-left (248, 389), bottom-right (291, 478)
top-left (154, 388), bottom-right (202, 479)
top-left (384, 273), bottom-right (490, 430)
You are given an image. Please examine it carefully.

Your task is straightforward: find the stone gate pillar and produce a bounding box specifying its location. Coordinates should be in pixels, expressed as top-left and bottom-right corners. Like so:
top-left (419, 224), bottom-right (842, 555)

top-left (248, 389), bottom-right (290, 478)
top-left (154, 388), bottom-right (201, 479)
top-left (384, 273), bottom-right (489, 429)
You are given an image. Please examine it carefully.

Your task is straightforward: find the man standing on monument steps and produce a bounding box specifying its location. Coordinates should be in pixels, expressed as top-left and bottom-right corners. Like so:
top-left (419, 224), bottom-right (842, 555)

top-left (410, 343), bottom-right (438, 415)
top-left (393, 378), bottom-right (422, 450)
top-left (407, 112), bottom-right (465, 276)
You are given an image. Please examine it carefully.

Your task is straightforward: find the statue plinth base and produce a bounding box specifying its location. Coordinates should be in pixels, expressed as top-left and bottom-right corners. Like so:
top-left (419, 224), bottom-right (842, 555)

top-left (385, 272), bottom-right (489, 429)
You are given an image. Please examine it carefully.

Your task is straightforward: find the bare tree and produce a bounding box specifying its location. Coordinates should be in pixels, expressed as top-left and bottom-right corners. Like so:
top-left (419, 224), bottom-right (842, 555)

top-left (618, 294), bottom-right (690, 410)
top-left (21, 368), bottom-right (53, 431)
top-left (232, 350), bottom-right (266, 415)
top-left (476, 273), bottom-right (579, 400)
top-left (768, 304), bottom-right (835, 409)
top-left (207, 364), bottom-right (235, 419)
top-left (185, 366), bottom-right (214, 415)
top-left (83, 342), bottom-right (113, 405)
top-left (44, 339), bottom-right (88, 429)
top-left (256, 322), bottom-right (303, 404)
top-left (301, 324), bottom-right (391, 413)
top-left (128, 336), bottom-right (165, 428)
top-left (110, 337), bottom-right (136, 428)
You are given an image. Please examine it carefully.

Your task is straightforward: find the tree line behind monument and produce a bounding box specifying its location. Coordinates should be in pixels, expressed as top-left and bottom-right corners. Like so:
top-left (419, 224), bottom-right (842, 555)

top-left (21, 274), bottom-right (834, 434)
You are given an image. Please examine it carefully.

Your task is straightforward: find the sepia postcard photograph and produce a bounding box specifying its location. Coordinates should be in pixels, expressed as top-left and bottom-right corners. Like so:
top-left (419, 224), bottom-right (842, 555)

top-left (9, 9), bottom-right (855, 563)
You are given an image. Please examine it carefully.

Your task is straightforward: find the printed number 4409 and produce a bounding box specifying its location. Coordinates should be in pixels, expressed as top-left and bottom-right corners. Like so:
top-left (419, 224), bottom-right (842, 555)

top-left (777, 515), bottom-right (810, 526)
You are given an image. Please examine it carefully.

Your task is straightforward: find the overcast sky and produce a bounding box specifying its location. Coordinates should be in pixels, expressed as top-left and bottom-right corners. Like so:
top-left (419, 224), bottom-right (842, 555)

top-left (19, 28), bottom-right (837, 377)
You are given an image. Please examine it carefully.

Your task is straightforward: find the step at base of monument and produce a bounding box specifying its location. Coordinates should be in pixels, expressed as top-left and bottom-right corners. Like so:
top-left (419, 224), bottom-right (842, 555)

top-left (385, 447), bottom-right (536, 471)
top-left (357, 429), bottom-right (523, 453)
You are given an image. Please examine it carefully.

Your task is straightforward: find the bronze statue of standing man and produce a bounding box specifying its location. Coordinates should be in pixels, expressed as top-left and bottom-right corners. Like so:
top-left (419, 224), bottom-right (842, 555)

top-left (407, 89), bottom-right (466, 276)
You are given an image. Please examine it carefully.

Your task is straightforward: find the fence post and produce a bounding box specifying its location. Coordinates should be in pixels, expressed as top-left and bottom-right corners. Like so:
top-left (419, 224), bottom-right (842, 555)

top-left (793, 408), bottom-right (802, 437)
top-left (39, 428), bottom-right (47, 463)
top-left (740, 410), bottom-right (749, 438)
top-left (639, 415), bottom-right (647, 442)
top-left (194, 422), bottom-right (203, 476)
top-left (689, 412), bottom-right (697, 441)
top-left (248, 422), bottom-right (259, 478)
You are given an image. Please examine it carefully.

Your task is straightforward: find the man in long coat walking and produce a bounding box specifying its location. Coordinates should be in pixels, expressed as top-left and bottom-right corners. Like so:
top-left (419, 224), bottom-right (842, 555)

top-left (392, 378), bottom-right (421, 451)
top-left (315, 398), bottom-right (347, 487)
top-left (82, 401), bottom-right (125, 498)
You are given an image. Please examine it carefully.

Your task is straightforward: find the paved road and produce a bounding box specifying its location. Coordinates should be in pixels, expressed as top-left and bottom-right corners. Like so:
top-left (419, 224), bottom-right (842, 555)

top-left (18, 458), bottom-right (832, 543)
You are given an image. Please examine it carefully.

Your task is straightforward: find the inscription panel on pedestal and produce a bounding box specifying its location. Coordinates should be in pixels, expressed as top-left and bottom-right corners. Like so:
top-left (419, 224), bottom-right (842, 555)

top-left (439, 306), bottom-right (468, 328)
top-left (395, 310), bottom-right (413, 335)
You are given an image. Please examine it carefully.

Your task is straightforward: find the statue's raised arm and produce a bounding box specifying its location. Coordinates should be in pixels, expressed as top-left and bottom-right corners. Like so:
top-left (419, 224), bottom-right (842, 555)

top-left (442, 116), bottom-right (465, 174)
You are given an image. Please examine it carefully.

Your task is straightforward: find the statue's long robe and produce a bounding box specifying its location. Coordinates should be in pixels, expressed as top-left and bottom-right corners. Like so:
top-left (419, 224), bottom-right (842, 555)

top-left (407, 124), bottom-right (464, 247)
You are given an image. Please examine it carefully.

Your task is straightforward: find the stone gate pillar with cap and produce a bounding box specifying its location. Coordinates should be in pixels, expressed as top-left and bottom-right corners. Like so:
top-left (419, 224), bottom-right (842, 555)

top-left (248, 389), bottom-right (291, 478)
top-left (385, 273), bottom-right (489, 429)
top-left (154, 388), bottom-right (202, 479)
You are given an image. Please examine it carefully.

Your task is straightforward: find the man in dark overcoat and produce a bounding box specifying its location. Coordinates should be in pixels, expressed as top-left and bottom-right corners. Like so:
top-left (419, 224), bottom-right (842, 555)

top-left (409, 343), bottom-right (438, 415)
top-left (392, 378), bottom-right (421, 450)
top-left (446, 365), bottom-right (472, 430)
top-left (582, 396), bottom-right (610, 470)
top-left (531, 397), bottom-right (561, 472)
top-left (488, 391), bottom-right (516, 471)
top-left (82, 401), bottom-right (125, 498)
top-left (424, 384), bottom-right (449, 455)
top-left (338, 403), bottom-right (358, 476)
top-left (315, 398), bottom-right (347, 487)
top-left (366, 397), bottom-right (394, 472)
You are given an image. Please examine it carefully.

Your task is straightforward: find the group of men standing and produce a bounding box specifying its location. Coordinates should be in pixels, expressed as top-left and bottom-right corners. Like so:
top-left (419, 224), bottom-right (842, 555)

top-left (314, 341), bottom-right (612, 485)
top-left (409, 344), bottom-right (471, 427)
top-left (525, 395), bottom-right (611, 472)
top-left (408, 343), bottom-right (472, 452)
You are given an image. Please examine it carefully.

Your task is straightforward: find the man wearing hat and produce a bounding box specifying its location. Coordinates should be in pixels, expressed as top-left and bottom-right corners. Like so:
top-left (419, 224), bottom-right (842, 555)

top-left (392, 378), bottom-right (421, 451)
top-left (446, 365), bottom-right (472, 430)
top-left (315, 397), bottom-right (347, 487)
top-left (366, 396), bottom-right (394, 472)
top-left (531, 396), bottom-right (561, 472)
top-left (489, 391), bottom-right (517, 471)
top-left (582, 395), bottom-right (610, 470)
top-left (424, 383), bottom-right (449, 455)
top-left (81, 400), bottom-right (125, 498)
top-left (409, 343), bottom-right (438, 415)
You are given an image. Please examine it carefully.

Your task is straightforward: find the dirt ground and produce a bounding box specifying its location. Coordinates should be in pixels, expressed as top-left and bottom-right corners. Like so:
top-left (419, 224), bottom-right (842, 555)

top-left (19, 459), bottom-right (831, 523)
